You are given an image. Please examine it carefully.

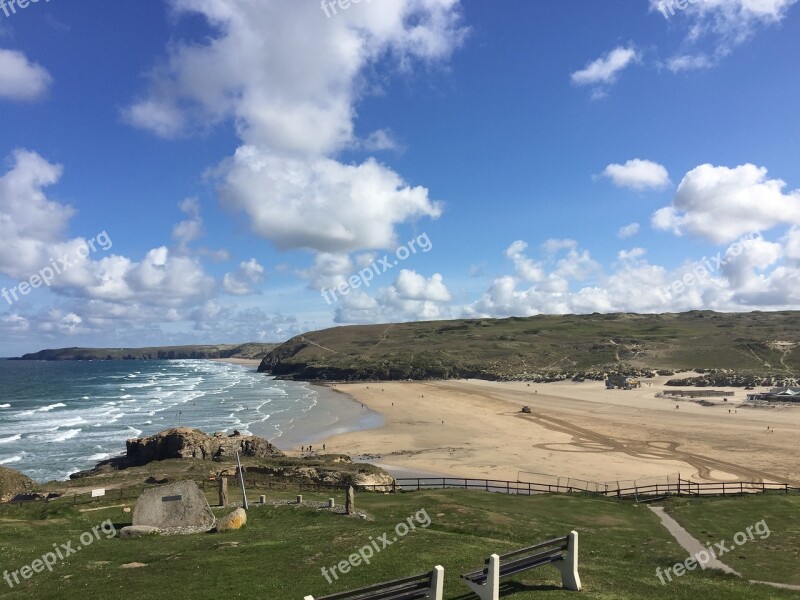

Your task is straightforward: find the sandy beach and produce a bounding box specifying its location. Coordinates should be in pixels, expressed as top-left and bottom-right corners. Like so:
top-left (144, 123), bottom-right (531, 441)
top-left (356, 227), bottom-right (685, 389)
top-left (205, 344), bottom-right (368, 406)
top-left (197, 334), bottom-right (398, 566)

top-left (209, 358), bottom-right (263, 367)
top-left (314, 376), bottom-right (800, 486)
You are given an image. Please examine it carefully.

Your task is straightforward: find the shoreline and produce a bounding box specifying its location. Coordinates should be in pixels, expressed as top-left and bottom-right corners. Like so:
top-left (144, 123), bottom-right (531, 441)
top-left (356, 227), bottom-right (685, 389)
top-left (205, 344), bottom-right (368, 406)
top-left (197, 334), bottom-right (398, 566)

top-left (247, 382), bottom-right (384, 453)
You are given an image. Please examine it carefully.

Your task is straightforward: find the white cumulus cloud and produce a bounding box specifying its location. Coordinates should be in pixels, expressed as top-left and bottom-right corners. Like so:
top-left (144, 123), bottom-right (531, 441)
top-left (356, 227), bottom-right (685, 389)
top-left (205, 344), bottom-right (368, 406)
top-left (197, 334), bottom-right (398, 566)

top-left (652, 163), bottom-right (800, 243)
top-left (602, 159), bottom-right (671, 191)
top-left (0, 49), bottom-right (52, 101)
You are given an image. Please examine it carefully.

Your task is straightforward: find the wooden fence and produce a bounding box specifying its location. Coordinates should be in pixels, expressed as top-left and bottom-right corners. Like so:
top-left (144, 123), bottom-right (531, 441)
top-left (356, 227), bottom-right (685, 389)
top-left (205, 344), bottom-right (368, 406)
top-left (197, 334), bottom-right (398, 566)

top-left (13, 475), bottom-right (799, 507)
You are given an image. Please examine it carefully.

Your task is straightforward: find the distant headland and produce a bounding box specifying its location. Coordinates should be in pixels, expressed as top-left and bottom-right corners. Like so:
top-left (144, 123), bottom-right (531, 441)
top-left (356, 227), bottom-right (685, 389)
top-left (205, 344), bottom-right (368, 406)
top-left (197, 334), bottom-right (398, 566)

top-left (11, 343), bottom-right (277, 362)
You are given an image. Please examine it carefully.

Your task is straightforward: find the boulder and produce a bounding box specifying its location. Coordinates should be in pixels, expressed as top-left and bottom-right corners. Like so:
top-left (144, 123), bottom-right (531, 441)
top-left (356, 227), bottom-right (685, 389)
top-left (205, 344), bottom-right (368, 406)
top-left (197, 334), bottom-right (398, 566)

top-left (133, 481), bottom-right (215, 532)
top-left (216, 508), bottom-right (247, 532)
top-left (119, 525), bottom-right (160, 539)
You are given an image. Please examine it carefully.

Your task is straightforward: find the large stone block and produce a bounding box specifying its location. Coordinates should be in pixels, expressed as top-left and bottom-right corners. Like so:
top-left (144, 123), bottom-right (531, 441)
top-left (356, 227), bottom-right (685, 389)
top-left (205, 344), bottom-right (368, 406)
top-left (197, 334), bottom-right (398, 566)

top-left (133, 481), bottom-right (215, 531)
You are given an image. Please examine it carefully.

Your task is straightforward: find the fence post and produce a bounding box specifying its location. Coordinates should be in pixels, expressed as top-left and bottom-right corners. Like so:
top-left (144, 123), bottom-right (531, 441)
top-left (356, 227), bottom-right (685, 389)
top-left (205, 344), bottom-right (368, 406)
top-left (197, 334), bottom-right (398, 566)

top-left (507, 481), bottom-right (510, 494)
top-left (485, 480), bottom-right (489, 492)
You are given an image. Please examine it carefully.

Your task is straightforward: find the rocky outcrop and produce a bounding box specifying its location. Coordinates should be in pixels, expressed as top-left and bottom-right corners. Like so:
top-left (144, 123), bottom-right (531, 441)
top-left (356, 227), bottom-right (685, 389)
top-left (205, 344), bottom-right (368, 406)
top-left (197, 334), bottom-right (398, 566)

top-left (124, 427), bottom-right (281, 465)
top-left (218, 464), bottom-right (395, 492)
top-left (71, 428), bottom-right (283, 478)
top-left (0, 466), bottom-right (36, 503)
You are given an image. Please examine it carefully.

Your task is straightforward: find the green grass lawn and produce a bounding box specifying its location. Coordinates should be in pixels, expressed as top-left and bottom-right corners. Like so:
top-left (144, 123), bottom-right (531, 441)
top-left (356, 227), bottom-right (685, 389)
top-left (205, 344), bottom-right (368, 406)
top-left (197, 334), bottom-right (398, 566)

top-left (1, 490), bottom-right (799, 599)
top-left (663, 493), bottom-right (800, 586)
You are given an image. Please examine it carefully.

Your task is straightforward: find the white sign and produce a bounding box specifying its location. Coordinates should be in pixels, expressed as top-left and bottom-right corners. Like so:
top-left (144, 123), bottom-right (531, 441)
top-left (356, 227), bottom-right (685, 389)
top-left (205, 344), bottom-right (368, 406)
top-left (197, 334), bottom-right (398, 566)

top-left (91, 488), bottom-right (106, 498)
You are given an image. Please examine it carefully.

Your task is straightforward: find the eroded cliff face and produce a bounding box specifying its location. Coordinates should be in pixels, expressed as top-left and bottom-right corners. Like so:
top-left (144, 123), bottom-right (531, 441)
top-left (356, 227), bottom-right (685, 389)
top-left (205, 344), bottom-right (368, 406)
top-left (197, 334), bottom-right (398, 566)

top-left (123, 428), bottom-right (283, 465)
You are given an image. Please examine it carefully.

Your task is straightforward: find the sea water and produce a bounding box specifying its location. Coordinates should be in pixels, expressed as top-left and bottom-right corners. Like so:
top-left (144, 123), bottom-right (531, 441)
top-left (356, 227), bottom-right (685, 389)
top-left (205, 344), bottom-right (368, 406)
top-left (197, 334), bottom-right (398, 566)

top-left (0, 359), bottom-right (318, 482)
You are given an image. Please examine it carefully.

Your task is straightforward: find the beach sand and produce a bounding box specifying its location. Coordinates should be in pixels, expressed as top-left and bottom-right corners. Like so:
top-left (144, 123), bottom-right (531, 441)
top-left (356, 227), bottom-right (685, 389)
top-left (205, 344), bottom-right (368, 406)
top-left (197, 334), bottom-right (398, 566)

top-left (315, 376), bottom-right (800, 486)
top-left (209, 358), bottom-right (263, 367)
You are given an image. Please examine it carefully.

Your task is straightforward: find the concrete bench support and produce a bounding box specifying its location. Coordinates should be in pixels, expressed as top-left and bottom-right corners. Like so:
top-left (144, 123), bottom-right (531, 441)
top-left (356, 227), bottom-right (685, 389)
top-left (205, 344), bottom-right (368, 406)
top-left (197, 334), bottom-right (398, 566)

top-left (462, 531), bottom-right (581, 600)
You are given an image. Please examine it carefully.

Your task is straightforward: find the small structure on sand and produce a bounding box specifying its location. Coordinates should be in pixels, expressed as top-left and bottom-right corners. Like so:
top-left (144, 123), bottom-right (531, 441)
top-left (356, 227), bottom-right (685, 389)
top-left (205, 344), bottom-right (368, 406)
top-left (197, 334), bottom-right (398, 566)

top-left (605, 375), bottom-right (641, 390)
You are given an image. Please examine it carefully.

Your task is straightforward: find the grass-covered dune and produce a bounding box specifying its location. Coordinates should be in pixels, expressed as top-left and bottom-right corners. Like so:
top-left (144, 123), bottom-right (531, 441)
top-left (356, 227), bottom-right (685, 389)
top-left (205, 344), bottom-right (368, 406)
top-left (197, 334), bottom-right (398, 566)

top-left (258, 310), bottom-right (800, 381)
top-left (12, 343), bottom-right (277, 362)
top-left (0, 490), bottom-right (798, 599)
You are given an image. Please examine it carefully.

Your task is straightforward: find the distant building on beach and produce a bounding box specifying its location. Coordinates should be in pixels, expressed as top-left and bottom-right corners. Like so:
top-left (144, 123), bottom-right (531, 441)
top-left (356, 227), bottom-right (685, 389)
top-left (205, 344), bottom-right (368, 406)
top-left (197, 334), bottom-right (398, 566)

top-left (667, 389), bottom-right (730, 398)
top-left (746, 387), bottom-right (800, 402)
top-left (605, 375), bottom-right (641, 390)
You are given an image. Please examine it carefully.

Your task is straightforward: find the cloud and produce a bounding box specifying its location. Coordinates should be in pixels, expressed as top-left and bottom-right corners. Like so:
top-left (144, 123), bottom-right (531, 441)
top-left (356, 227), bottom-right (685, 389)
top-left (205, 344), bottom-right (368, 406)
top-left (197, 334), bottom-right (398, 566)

top-left (652, 163), bottom-right (800, 243)
top-left (653, 0), bottom-right (798, 67)
top-left (505, 241), bottom-right (544, 282)
top-left (468, 232), bottom-right (800, 318)
top-left (618, 223), bottom-right (641, 239)
top-left (334, 269), bottom-right (453, 323)
top-left (571, 46), bottom-right (639, 96)
top-left (618, 247), bottom-right (647, 261)
top-left (217, 149), bottom-right (441, 252)
top-left (393, 270), bottom-right (451, 302)
top-left (125, 0), bottom-right (463, 254)
top-left (222, 258), bottom-right (265, 295)
top-left (0, 149), bottom-right (216, 311)
top-left (0, 49), bottom-right (52, 101)
top-left (602, 159), bottom-right (671, 191)
top-left (172, 197), bottom-right (204, 252)
top-left (360, 129), bottom-right (400, 152)
top-left (666, 53), bottom-right (714, 72)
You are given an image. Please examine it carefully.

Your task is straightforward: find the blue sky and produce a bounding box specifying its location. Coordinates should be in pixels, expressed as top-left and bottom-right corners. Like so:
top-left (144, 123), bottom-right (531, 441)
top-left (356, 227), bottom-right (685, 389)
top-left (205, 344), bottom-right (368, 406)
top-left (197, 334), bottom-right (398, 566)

top-left (1, 0), bottom-right (799, 355)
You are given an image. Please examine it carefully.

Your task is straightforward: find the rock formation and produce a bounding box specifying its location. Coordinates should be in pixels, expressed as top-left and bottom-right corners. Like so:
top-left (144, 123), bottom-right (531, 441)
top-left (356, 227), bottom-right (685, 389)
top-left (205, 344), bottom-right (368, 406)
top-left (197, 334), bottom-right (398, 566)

top-left (0, 466), bottom-right (36, 503)
top-left (72, 428), bottom-right (283, 477)
top-left (125, 428), bottom-right (281, 465)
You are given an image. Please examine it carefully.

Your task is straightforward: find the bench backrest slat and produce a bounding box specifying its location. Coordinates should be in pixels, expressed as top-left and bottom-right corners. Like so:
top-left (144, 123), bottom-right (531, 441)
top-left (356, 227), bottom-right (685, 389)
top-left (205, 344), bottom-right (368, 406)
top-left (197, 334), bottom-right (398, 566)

top-left (492, 536), bottom-right (568, 562)
top-left (312, 571), bottom-right (432, 600)
top-left (499, 548), bottom-right (566, 572)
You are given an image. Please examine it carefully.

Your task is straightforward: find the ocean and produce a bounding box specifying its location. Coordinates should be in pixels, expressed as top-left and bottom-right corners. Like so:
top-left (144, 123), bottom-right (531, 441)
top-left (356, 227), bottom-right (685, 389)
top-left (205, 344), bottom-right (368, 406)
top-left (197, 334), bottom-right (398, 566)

top-left (0, 359), bottom-right (323, 482)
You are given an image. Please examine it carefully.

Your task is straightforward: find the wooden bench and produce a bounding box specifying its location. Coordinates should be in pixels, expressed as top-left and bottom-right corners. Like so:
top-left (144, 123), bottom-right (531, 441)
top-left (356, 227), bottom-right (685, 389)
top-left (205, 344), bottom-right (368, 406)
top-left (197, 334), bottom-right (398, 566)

top-left (461, 531), bottom-right (580, 599)
top-left (304, 566), bottom-right (444, 600)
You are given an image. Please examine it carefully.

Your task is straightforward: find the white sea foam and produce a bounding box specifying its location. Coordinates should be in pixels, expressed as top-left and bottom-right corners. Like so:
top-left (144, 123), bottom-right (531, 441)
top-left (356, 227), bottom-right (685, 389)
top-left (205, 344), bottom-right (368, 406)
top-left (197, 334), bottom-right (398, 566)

top-left (47, 429), bottom-right (82, 442)
top-left (0, 455), bottom-right (22, 464)
top-left (0, 404), bottom-right (11, 409)
top-left (86, 452), bottom-right (111, 462)
top-left (0, 434), bottom-right (21, 444)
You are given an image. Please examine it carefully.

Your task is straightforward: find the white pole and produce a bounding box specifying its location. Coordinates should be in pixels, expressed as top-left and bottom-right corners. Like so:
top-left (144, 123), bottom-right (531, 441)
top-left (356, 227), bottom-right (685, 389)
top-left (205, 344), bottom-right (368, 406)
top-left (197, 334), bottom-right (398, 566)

top-left (236, 451), bottom-right (249, 510)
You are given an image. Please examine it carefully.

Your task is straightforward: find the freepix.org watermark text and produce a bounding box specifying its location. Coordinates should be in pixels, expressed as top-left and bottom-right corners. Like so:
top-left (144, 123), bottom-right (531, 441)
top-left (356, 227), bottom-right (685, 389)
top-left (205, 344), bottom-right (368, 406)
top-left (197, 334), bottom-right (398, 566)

top-left (1, 0), bottom-right (51, 19)
top-left (320, 509), bottom-right (431, 584)
top-left (2, 231), bottom-right (113, 307)
top-left (4, 519), bottom-right (116, 589)
top-left (655, 519), bottom-right (770, 585)
top-left (321, 233), bottom-right (432, 305)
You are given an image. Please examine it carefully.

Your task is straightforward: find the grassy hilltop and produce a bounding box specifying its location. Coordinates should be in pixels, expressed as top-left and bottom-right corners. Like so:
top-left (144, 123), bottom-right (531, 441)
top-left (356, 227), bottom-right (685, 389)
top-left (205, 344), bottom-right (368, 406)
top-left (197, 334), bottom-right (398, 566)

top-left (258, 311), bottom-right (800, 381)
top-left (0, 487), bottom-right (798, 599)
